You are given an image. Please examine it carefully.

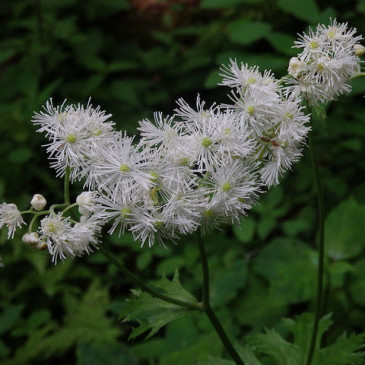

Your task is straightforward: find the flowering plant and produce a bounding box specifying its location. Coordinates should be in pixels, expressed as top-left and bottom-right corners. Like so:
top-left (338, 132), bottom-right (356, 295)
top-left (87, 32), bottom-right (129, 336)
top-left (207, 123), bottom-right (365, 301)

top-left (1, 19), bottom-right (364, 365)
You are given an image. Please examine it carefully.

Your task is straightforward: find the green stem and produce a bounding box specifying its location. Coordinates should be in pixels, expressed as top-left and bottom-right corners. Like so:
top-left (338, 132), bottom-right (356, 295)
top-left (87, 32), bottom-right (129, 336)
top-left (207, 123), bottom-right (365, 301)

top-left (99, 245), bottom-right (201, 311)
top-left (196, 234), bottom-right (244, 365)
top-left (305, 120), bottom-right (325, 365)
top-left (64, 166), bottom-right (71, 206)
top-left (61, 203), bottom-right (79, 217)
top-left (350, 72), bottom-right (365, 79)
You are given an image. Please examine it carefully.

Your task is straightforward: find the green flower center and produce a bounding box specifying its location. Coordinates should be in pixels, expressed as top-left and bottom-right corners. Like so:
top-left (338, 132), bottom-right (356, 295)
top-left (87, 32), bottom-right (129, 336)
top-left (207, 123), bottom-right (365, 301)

top-left (155, 220), bottom-right (164, 229)
top-left (150, 171), bottom-right (159, 181)
top-left (67, 134), bottom-right (77, 143)
top-left (202, 138), bottom-right (213, 148)
top-left (120, 164), bottom-right (130, 172)
top-left (327, 30), bottom-right (335, 39)
top-left (179, 157), bottom-right (189, 166)
top-left (247, 77), bottom-right (256, 84)
top-left (285, 112), bottom-right (294, 120)
top-left (222, 182), bottom-right (232, 192)
top-left (246, 105), bottom-right (255, 115)
top-left (203, 210), bottom-right (214, 219)
top-left (309, 40), bottom-right (318, 49)
top-left (121, 208), bottom-right (131, 218)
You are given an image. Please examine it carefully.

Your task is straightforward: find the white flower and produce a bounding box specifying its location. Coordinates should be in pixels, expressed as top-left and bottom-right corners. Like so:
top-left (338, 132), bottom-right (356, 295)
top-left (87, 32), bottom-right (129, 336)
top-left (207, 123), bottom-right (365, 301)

top-left (39, 213), bottom-right (104, 263)
top-left (0, 203), bottom-right (25, 238)
top-left (220, 60), bottom-right (278, 96)
top-left (32, 99), bottom-right (115, 180)
top-left (70, 215), bottom-right (103, 256)
top-left (87, 133), bottom-right (153, 200)
top-left (39, 214), bottom-right (74, 263)
top-left (31, 194), bottom-right (47, 211)
top-left (127, 204), bottom-right (178, 247)
top-left (205, 160), bottom-right (260, 221)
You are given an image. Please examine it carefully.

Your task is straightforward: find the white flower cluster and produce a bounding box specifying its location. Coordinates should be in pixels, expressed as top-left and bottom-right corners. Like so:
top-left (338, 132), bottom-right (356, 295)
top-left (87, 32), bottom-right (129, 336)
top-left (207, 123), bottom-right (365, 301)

top-left (220, 60), bottom-right (310, 186)
top-left (286, 19), bottom-right (363, 105)
top-left (1, 19), bottom-right (362, 263)
top-left (26, 60), bottom-right (310, 251)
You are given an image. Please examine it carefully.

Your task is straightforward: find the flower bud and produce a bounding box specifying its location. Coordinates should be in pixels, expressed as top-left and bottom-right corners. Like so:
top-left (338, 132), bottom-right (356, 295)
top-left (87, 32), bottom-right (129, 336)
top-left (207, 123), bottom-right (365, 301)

top-left (288, 57), bottom-right (306, 78)
top-left (22, 232), bottom-right (40, 246)
top-left (31, 194), bottom-right (47, 211)
top-left (354, 44), bottom-right (365, 57)
top-left (76, 191), bottom-right (96, 215)
top-left (36, 240), bottom-right (47, 250)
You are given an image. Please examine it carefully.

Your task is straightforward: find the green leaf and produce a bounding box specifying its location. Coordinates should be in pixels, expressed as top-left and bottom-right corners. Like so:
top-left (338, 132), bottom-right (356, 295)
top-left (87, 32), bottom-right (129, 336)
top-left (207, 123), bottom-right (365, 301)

top-left (233, 275), bottom-right (287, 328)
top-left (233, 217), bottom-right (256, 243)
top-left (250, 313), bottom-right (365, 365)
top-left (204, 69), bottom-right (221, 89)
top-left (0, 304), bottom-right (25, 335)
top-left (325, 198), bottom-right (365, 260)
top-left (8, 148), bottom-right (33, 164)
top-left (227, 20), bottom-right (271, 46)
top-left (120, 270), bottom-right (198, 340)
top-left (348, 259), bottom-right (365, 306)
top-left (156, 256), bottom-right (187, 276)
top-left (77, 342), bottom-right (138, 365)
top-left (277, 0), bottom-right (321, 23)
top-left (265, 32), bottom-right (297, 56)
top-left (197, 356), bottom-right (234, 364)
top-left (211, 259), bottom-right (248, 307)
top-left (253, 238), bottom-right (317, 303)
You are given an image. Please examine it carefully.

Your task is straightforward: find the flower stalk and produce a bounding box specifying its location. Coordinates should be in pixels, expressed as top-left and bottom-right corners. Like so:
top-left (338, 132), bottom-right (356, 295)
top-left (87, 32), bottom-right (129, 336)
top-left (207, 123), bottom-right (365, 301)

top-left (305, 117), bottom-right (326, 365)
top-left (197, 233), bottom-right (244, 365)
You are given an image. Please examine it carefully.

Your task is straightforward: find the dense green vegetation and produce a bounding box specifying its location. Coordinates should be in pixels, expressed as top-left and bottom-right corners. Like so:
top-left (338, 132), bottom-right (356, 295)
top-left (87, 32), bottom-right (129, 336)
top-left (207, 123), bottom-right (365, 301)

top-left (1, 0), bottom-right (365, 364)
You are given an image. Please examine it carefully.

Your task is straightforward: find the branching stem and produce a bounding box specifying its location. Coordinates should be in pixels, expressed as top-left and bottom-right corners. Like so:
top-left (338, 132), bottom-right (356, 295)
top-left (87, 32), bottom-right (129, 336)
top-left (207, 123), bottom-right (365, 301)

top-left (99, 245), bottom-right (201, 311)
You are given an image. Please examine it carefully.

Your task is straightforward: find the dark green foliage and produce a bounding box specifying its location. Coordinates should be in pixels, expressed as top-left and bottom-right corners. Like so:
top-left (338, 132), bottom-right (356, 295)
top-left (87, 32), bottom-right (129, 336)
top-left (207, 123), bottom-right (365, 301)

top-left (249, 314), bottom-right (365, 365)
top-left (120, 270), bottom-right (198, 340)
top-left (1, 0), bottom-right (365, 364)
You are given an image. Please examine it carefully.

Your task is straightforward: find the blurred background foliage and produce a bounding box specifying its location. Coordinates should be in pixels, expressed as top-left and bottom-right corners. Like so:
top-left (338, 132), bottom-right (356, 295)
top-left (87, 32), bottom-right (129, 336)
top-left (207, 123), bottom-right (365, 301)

top-left (0, 0), bottom-right (365, 364)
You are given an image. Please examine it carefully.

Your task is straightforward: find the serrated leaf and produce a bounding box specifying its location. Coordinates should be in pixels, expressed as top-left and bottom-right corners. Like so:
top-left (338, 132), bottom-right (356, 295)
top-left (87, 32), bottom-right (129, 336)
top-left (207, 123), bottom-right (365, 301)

top-left (227, 20), bottom-right (271, 46)
top-left (121, 270), bottom-right (198, 340)
top-left (249, 313), bottom-right (365, 365)
top-left (250, 328), bottom-right (302, 364)
top-left (325, 198), bottom-right (365, 260)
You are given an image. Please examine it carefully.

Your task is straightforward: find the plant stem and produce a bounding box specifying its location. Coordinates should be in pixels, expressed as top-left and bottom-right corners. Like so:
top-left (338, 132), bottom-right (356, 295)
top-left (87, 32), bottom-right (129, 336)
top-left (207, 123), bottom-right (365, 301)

top-left (305, 120), bottom-right (325, 365)
top-left (99, 245), bottom-right (201, 311)
top-left (196, 233), bottom-right (244, 365)
top-left (64, 166), bottom-right (71, 206)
